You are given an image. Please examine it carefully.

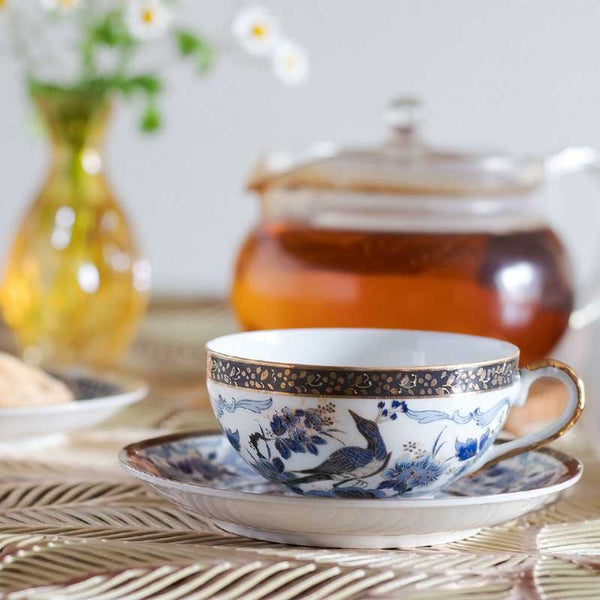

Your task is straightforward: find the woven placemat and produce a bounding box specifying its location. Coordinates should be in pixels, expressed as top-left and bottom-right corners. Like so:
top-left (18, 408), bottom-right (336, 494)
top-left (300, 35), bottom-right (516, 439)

top-left (0, 423), bottom-right (599, 600)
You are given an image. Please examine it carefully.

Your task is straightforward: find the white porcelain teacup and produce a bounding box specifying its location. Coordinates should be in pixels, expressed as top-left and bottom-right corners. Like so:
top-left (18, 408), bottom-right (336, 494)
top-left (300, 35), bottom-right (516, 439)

top-left (206, 329), bottom-right (584, 498)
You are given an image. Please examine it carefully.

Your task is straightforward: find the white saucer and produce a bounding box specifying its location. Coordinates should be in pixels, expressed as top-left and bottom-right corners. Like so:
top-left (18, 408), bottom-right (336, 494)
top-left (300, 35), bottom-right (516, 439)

top-left (120, 431), bottom-right (582, 548)
top-left (0, 371), bottom-right (147, 443)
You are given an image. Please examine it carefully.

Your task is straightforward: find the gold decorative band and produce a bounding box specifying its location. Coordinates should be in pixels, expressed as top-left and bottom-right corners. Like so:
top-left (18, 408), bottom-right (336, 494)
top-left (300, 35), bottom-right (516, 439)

top-left (207, 353), bottom-right (519, 398)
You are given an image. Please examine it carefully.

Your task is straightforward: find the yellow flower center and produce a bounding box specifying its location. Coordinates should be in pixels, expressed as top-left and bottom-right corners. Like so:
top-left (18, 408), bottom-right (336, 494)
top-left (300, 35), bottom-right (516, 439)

top-left (142, 8), bottom-right (155, 24)
top-left (59, 0), bottom-right (75, 6)
top-left (0, 0), bottom-right (7, 8)
top-left (251, 23), bottom-right (267, 38)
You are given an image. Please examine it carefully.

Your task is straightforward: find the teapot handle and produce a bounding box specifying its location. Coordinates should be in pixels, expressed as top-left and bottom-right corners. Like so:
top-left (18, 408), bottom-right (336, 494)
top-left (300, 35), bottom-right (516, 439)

top-left (545, 146), bottom-right (600, 329)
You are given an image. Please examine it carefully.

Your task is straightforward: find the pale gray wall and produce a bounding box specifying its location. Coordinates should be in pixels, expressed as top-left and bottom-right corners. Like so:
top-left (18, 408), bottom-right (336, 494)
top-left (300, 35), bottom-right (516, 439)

top-left (2, 0), bottom-right (600, 296)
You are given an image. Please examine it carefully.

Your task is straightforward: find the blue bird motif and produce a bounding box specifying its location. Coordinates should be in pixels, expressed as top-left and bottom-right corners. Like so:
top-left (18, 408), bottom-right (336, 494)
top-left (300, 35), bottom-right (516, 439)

top-left (285, 410), bottom-right (391, 488)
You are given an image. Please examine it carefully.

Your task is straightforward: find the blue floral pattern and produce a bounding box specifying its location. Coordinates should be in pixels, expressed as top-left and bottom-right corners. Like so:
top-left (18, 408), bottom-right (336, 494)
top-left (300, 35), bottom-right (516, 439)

top-left (129, 437), bottom-right (249, 486)
top-left (225, 428), bottom-right (241, 453)
top-left (131, 434), bottom-right (572, 498)
top-left (380, 456), bottom-right (445, 494)
top-left (260, 408), bottom-right (339, 459)
top-left (455, 437), bottom-right (478, 461)
top-left (233, 407), bottom-right (345, 487)
top-left (455, 428), bottom-right (494, 461)
top-left (209, 389), bottom-right (512, 497)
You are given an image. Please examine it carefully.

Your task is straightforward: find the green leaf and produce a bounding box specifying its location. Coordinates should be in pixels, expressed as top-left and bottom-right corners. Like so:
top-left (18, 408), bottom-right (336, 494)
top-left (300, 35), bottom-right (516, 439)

top-left (128, 74), bottom-right (163, 95)
top-left (111, 74), bottom-right (162, 98)
top-left (141, 104), bottom-right (161, 133)
top-left (93, 11), bottom-right (135, 48)
top-left (174, 29), bottom-right (214, 73)
top-left (176, 30), bottom-right (201, 56)
top-left (196, 43), bottom-right (214, 73)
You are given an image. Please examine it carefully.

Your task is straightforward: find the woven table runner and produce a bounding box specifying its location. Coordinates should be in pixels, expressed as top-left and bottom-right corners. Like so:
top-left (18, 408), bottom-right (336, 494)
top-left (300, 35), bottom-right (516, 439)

top-left (0, 413), bottom-right (599, 600)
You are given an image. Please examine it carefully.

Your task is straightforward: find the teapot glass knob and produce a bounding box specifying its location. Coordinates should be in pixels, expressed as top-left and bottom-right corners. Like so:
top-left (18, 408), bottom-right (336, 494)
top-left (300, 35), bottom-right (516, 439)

top-left (384, 96), bottom-right (426, 140)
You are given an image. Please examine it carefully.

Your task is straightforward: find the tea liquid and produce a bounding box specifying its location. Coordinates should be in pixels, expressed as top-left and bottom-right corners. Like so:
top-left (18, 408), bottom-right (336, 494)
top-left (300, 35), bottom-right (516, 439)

top-left (232, 223), bottom-right (573, 364)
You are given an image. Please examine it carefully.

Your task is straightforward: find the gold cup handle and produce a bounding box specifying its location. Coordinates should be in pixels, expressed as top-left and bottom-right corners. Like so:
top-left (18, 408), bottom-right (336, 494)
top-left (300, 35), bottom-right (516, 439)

top-left (476, 359), bottom-right (585, 471)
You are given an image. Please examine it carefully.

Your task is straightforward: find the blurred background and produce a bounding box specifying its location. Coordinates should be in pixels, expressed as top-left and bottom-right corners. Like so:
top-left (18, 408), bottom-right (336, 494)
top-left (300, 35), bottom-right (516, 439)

top-left (2, 0), bottom-right (600, 295)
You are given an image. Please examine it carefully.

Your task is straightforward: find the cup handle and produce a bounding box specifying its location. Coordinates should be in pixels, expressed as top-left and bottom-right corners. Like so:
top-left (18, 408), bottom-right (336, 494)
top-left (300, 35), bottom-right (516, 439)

top-left (475, 359), bottom-right (585, 471)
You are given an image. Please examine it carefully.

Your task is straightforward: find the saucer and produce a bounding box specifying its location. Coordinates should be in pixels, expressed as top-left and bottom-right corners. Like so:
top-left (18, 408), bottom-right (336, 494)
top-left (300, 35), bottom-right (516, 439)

top-left (0, 371), bottom-right (147, 443)
top-left (120, 431), bottom-right (582, 548)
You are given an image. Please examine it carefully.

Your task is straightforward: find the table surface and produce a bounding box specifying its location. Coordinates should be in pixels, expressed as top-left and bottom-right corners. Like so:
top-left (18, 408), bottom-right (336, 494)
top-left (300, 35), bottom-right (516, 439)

top-left (1, 301), bottom-right (600, 599)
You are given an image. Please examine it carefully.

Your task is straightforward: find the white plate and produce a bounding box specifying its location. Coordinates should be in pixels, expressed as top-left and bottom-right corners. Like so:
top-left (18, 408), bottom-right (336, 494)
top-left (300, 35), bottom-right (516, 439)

top-left (0, 371), bottom-right (147, 442)
top-left (120, 432), bottom-right (582, 548)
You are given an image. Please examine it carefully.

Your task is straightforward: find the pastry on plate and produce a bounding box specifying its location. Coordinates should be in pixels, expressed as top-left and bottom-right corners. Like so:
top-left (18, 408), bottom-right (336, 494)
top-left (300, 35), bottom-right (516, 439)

top-left (0, 352), bottom-right (74, 407)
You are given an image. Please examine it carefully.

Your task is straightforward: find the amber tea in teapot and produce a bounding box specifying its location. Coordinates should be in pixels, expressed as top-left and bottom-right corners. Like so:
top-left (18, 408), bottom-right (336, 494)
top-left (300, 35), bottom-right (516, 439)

top-left (233, 99), bottom-right (597, 364)
top-left (235, 222), bottom-right (573, 365)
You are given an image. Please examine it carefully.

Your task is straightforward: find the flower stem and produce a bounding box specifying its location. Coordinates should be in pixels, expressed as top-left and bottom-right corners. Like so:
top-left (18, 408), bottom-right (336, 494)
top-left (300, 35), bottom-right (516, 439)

top-left (80, 4), bottom-right (97, 79)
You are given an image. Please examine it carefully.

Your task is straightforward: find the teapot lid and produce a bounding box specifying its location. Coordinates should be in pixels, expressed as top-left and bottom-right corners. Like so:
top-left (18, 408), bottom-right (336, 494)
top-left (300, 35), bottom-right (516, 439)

top-left (248, 97), bottom-right (543, 196)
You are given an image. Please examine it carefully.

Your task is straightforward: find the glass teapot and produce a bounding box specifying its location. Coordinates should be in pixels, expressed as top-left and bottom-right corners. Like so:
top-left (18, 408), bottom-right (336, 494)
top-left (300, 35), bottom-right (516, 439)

top-left (232, 98), bottom-right (600, 364)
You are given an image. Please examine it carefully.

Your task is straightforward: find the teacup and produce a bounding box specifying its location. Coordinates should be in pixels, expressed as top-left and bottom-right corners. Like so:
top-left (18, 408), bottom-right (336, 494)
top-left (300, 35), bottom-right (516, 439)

top-left (206, 329), bottom-right (584, 498)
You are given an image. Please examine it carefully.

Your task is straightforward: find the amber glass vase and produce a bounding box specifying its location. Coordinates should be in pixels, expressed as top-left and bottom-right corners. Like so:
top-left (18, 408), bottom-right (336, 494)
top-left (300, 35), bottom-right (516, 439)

top-left (1, 86), bottom-right (149, 367)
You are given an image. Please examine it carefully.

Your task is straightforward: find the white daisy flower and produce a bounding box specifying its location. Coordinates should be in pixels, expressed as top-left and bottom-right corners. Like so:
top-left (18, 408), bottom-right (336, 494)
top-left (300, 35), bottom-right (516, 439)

top-left (40, 0), bottom-right (81, 12)
top-left (272, 39), bottom-right (308, 86)
top-left (232, 6), bottom-right (280, 56)
top-left (125, 0), bottom-right (172, 41)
